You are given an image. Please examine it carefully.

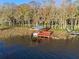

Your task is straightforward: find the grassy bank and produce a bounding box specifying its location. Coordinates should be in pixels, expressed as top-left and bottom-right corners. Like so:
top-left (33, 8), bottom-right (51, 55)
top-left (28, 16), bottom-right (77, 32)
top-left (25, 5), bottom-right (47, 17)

top-left (0, 26), bottom-right (78, 40)
top-left (0, 26), bottom-right (68, 40)
top-left (0, 27), bottom-right (33, 39)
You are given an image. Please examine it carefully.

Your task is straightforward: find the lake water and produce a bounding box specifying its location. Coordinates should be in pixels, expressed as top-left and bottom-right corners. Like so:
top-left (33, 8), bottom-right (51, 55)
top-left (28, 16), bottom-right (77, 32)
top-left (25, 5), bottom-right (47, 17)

top-left (0, 39), bottom-right (79, 59)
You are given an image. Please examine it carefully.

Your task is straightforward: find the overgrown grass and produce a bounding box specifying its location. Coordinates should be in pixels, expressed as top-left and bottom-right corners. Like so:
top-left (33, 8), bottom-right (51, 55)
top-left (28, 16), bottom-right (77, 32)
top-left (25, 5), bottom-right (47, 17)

top-left (0, 25), bottom-right (78, 40)
top-left (0, 25), bottom-right (11, 30)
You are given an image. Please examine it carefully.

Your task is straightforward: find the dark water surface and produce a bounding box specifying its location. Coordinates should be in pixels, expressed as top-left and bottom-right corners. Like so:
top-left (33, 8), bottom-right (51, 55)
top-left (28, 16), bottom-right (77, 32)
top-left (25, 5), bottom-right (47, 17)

top-left (0, 39), bottom-right (79, 59)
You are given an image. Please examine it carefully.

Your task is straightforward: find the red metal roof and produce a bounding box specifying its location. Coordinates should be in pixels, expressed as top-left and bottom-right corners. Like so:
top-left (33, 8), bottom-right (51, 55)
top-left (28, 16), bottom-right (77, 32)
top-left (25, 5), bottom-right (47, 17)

top-left (38, 31), bottom-right (52, 37)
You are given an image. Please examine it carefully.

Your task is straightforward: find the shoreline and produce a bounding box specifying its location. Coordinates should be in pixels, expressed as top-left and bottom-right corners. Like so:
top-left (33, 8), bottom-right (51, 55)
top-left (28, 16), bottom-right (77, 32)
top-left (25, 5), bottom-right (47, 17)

top-left (0, 27), bottom-right (74, 40)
